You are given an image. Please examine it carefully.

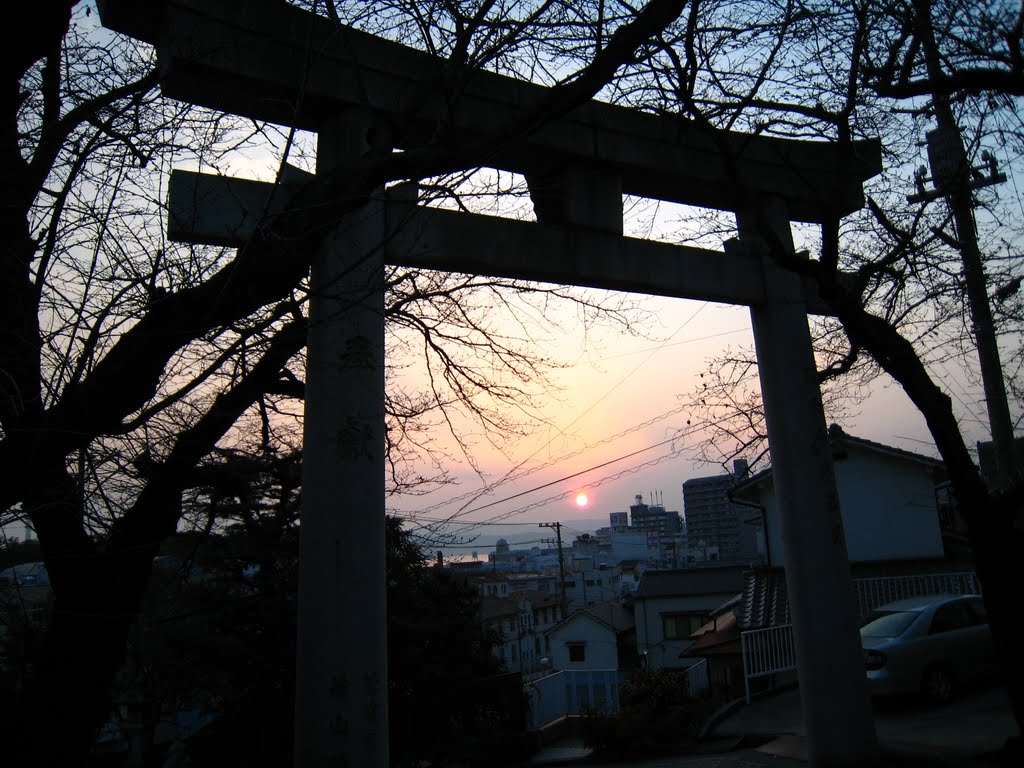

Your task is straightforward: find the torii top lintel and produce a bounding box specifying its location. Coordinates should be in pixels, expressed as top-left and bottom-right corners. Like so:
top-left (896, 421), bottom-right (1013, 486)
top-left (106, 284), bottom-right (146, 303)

top-left (99, 0), bottom-right (880, 223)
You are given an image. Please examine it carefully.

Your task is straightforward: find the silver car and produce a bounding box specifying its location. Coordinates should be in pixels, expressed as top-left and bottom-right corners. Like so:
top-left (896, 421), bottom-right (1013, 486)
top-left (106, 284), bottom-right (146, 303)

top-left (860, 594), bottom-right (995, 704)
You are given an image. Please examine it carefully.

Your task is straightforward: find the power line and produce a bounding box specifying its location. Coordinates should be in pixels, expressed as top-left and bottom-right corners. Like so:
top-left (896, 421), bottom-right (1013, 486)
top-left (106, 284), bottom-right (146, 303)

top-left (409, 400), bottom-right (691, 520)
top-left (406, 310), bottom-right (733, 526)
top-left (436, 434), bottom-right (683, 519)
top-left (401, 414), bottom-right (733, 537)
top-left (447, 303), bottom-right (711, 517)
top-left (408, 516), bottom-right (555, 526)
top-left (435, 538), bottom-right (548, 549)
top-left (479, 441), bottom-right (689, 521)
top-left (595, 325), bottom-right (748, 362)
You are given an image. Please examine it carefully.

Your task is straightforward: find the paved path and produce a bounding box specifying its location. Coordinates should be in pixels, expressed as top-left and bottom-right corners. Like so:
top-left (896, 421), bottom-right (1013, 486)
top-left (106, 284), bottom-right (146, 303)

top-left (711, 683), bottom-right (1016, 759)
top-left (526, 684), bottom-right (1017, 767)
top-left (527, 736), bottom-right (807, 768)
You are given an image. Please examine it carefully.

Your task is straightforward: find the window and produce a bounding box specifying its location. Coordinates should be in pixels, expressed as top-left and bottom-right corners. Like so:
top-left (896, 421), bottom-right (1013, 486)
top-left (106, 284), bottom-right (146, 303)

top-left (567, 642), bottom-right (586, 662)
top-left (930, 602), bottom-right (972, 634)
top-left (860, 610), bottom-right (917, 637)
top-left (662, 613), bottom-right (706, 640)
top-left (966, 598), bottom-right (988, 625)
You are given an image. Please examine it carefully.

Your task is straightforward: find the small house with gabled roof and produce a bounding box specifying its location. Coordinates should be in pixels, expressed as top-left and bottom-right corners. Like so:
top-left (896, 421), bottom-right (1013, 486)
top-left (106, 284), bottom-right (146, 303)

top-left (546, 601), bottom-right (636, 672)
top-left (731, 424), bottom-right (949, 568)
top-left (631, 565), bottom-right (747, 669)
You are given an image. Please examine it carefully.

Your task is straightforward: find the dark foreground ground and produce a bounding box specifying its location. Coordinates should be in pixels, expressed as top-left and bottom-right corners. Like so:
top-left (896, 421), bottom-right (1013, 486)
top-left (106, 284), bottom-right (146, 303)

top-left (524, 683), bottom-right (1018, 768)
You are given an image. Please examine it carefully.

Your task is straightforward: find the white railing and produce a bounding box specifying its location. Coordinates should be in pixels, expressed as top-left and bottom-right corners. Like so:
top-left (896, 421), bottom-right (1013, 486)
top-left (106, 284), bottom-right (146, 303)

top-left (740, 624), bottom-right (797, 704)
top-left (684, 658), bottom-right (710, 697)
top-left (853, 571), bottom-right (980, 619)
top-left (525, 669), bottom-right (622, 730)
top-left (739, 571), bottom-right (980, 703)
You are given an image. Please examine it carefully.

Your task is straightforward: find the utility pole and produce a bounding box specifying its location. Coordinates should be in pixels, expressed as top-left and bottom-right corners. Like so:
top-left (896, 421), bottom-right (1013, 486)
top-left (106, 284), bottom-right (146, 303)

top-left (910, 0), bottom-right (1017, 490)
top-left (539, 522), bottom-right (568, 618)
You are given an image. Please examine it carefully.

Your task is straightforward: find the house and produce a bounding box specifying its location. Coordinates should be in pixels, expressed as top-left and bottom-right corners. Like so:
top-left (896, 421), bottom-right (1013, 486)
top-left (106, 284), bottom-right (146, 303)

top-left (677, 595), bottom-right (746, 696)
top-left (617, 559), bottom-right (646, 594)
top-left (505, 572), bottom-right (559, 596)
top-left (631, 565), bottom-right (747, 669)
top-left (546, 601), bottom-right (636, 672)
top-left (564, 560), bottom-right (621, 610)
top-left (674, 428), bottom-right (975, 698)
top-left (732, 425), bottom-right (951, 568)
top-left (476, 573), bottom-right (511, 598)
top-left (479, 590), bottom-right (564, 674)
top-left (480, 595), bottom-right (524, 671)
top-left (519, 589), bottom-right (563, 662)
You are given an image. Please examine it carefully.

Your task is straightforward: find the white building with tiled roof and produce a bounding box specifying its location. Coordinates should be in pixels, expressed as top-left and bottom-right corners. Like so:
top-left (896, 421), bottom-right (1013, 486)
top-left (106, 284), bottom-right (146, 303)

top-left (546, 601), bottom-right (636, 672)
top-left (731, 424), bottom-right (947, 568)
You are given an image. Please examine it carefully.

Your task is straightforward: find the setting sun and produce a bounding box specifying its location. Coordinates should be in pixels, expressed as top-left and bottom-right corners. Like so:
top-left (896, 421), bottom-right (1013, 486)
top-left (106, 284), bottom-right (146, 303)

top-left (575, 492), bottom-right (589, 508)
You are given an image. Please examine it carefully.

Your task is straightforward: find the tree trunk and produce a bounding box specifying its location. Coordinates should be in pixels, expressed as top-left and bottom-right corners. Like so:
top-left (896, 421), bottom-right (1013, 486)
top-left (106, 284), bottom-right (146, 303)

top-left (9, 578), bottom-right (146, 766)
top-left (827, 287), bottom-right (1024, 746)
top-left (3, 459), bottom-right (167, 766)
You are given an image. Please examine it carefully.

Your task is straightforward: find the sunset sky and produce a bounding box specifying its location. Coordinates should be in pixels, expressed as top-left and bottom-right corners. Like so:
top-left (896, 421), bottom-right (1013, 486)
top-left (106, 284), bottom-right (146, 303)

top-left (201, 103), bottom-right (1001, 553)
top-left (388, 287), bottom-right (969, 550)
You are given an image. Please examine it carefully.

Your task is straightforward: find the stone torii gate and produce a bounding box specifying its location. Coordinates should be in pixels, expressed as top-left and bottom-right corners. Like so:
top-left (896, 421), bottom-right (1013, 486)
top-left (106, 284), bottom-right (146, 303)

top-left (100, 1), bottom-right (883, 766)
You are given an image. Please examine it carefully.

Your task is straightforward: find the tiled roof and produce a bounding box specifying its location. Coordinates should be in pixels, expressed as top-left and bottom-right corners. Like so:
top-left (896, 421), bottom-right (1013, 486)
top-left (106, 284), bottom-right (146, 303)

top-left (550, 600), bottom-right (635, 635)
top-left (479, 595), bottom-right (519, 620)
top-left (516, 589), bottom-right (561, 607)
top-left (681, 609), bottom-right (741, 656)
top-left (826, 424), bottom-right (943, 467)
top-left (733, 425), bottom-right (943, 502)
top-left (739, 568), bottom-right (790, 629)
top-left (618, 559), bottom-right (645, 571)
top-left (738, 565), bottom-right (980, 629)
top-left (581, 601), bottom-right (635, 633)
top-left (633, 566), bottom-right (747, 599)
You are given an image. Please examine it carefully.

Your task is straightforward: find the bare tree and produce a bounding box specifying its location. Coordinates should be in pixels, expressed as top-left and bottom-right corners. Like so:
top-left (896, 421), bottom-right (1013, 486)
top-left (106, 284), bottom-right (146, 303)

top-left (1, 1), bottom-right (687, 763)
top-left (632, 0), bottom-right (1024, 745)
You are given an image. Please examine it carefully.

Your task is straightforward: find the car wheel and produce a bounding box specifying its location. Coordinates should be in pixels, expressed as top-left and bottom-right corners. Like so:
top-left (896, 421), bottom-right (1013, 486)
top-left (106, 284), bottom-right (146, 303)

top-left (921, 665), bottom-right (954, 705)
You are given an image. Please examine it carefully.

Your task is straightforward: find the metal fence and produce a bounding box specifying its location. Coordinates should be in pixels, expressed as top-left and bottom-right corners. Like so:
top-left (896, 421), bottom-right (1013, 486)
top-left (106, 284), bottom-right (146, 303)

top-left (739, 623), bottom-right (798, 703)
top-left (526, 669), bottom-right (622, 730)
top-left (739, 571), bottom-right (980, 703)
top-left (852, 571), bottom-right (980, 619)
top-left (684, 658), bottom-right (710, 697)
top-left (527, 662), bottom-right (712, 730)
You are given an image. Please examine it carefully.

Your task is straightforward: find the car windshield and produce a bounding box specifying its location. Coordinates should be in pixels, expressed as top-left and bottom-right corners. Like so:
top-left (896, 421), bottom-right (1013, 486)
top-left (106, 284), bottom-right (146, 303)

top-left (860, 610), bottom-right (918, 638)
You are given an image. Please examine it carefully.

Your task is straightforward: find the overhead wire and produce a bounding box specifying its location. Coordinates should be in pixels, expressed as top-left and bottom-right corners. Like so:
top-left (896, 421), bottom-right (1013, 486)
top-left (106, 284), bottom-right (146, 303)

top-left (409, 399), bottom-right (692, 518)
top-left (428, 303), bottom-right (713, 524)
top-left (419, 303), bottom-right (716, 532)
top-left (401, 414), bottom-right (732, 539)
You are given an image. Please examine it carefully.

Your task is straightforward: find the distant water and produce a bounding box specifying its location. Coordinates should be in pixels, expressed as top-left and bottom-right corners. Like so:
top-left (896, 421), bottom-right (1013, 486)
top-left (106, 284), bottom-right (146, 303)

top-left (410, 517), bottom-right (607, 562)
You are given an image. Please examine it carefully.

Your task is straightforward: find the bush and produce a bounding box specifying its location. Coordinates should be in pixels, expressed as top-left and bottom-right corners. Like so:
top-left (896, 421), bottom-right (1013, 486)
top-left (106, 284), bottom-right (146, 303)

top-left (581, 668), bottom-right (710, 758)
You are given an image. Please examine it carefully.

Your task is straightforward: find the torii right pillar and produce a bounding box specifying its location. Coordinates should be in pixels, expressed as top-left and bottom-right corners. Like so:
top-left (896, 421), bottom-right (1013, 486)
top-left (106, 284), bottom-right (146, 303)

top-left (741, 198), bottom-right (879, 768)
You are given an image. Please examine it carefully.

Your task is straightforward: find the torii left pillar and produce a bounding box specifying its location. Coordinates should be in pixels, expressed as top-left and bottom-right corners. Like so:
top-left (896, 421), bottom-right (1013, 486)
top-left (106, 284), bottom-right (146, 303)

top-left (295, 114), bottom-right (390, 767)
